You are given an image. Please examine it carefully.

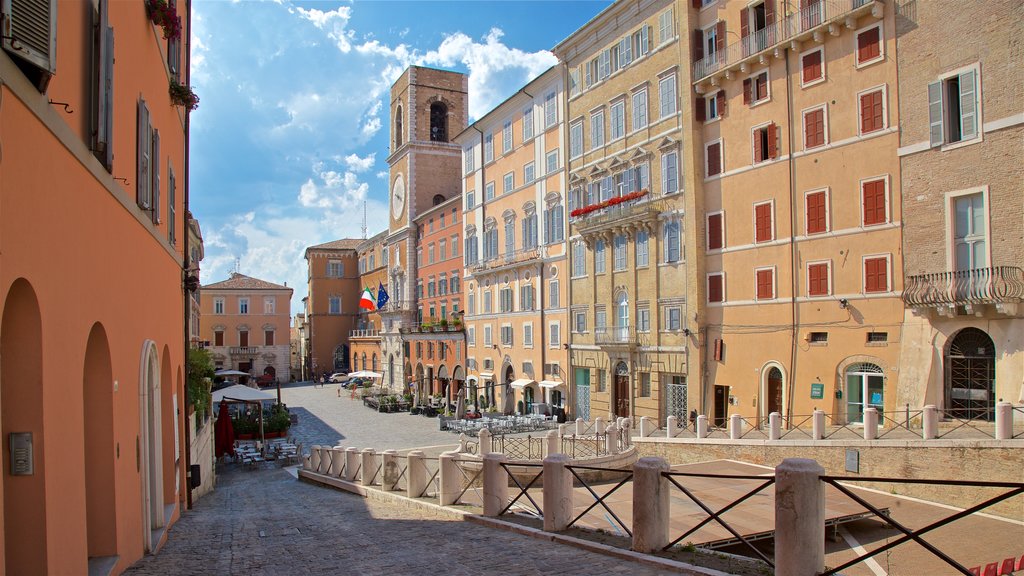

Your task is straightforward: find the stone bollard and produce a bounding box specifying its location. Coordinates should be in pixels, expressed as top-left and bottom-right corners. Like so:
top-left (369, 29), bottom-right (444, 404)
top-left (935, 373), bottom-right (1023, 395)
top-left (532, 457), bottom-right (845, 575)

top-left (344, 447), bottom-right (360, 482)
top-left (923, 405), bottom-right (938, 440)
top-left (478, 428), bottom-right (492, 455)
top-left (360, 448), bottom-right (378, 486)
top-left (459, 433), bottom-right (468, 453)
top-left (381, 449), bottom-right (399, 490)
top-left (729, 414), bottom-right (743, 439)
top-left (775, 459), bottom-right (825, 576)
top-left (558, 423), bottom-right (571, 437)
top-left (438, 451), bottom-right (460, 506)
top-left (595, 417), bottom-right (605, 436)
top-left (575, 417), bottom-right (585, 436)
top-left (812, 410), bottom-right (825, 440)
top-left (995, 401), bottom-right (1012, 440)
top-left (543, 454), bottom-right (573, 532)
top-left (330, 446), bottom-right (346, 477)
top-left (696, 414), bottom-right (708, 439)
top-left (606, 423), bottom-right (618, 454)
top-left (666, 415), bottom-right (678, 438)
top-left (863, 408), bottom-right (879, 440)
top-left (482, 453), bottom-right (509, 517)
top-left (632, 457), bottom-right (670, 553)
top-left (406, 450), bottom-right (427, 499)
top-left (769, 412), bottom-right (781, 440)
top-left (545, 429), bottom-right (559, 458)
top-left (309, 445), bottom-right (322, 472)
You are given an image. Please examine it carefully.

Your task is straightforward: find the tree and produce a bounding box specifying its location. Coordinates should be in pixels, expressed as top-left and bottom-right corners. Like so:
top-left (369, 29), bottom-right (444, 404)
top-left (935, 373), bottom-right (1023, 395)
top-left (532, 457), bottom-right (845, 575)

top-left (187, 347), bottom-right (215, 416)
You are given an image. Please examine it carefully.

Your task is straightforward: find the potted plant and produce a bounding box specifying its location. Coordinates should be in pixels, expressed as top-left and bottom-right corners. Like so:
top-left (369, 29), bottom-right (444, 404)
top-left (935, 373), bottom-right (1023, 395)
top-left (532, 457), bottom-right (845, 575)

top-left (145, 0), bottom-right (182, 40)
top-left (169, 80), bottom-right (200, 111)
top-left (438, 318), bottom-right (449, 331)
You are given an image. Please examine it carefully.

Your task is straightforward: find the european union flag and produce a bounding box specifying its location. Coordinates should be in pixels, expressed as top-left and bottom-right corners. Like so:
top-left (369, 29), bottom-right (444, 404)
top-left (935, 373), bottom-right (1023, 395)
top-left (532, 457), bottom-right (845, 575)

top-left (377, 281), bottom-right (390, 309)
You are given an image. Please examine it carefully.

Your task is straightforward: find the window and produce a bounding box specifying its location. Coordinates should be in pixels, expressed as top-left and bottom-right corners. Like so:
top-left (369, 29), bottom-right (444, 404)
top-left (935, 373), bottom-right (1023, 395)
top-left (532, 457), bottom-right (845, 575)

top-left (522, 213), bottom-right (538, 249)
top-left (703, 23), bottom-right (720, 64)
top-left (801, 47), bottom-right (824, 86)
top-left (428, 244), bottom-right (435, 264)
top-left (864, 256), bottom-right (889, 293)
top-left (522, 106), bottom-right (534, 141)
top-left (808, 332), bottom-right (828, 344)
top-left (264, 330), bottom-right (274, 346)
top-left (214, 298), bottom-right (224, 314)
top-left (707, 212), bottom-right (724, 250)
top-left (136, 99), bottom-right (153, 212)
top-left (524, 323), bottom-right (534, 346)
top-left (465, 236), bottom-right (478, 265)
top-left (468, 291), bottom-right (476, 315)
top-left (573, 242), bottom-right (586, 277)
top-left (549, 280), bottom-right (560, 308)
top-left (485, 182), bottom-right (495, 202)
top-left (708, 273), bottom-right (724, 303)
top-left (618, 35), bottom-right (633, 69)
top-left (466, 190), bottom-right (476, 210)
top-left (213, 330), bottom-right (224, 347)
top-left (501, 325), bottom-right (514, 346)
top-left (440, 240), bottom-right (447, 261)
top-left (546, 150), bottom-right (559, 174)
top-left (665, 307), bottom-right (681, 331)
top-left (524, 161), bottom-right (535, 184)
top-left (500, 287), bottom-right (513, 313)
top-left (451, 235), bottom-right (459, 258)
top-left (429, 218), bottom-right (434, 232)
top-left (544, 204), bottom-right (564, 244)
top-left (867, 332), bottom-right (888, 343)
top-left (930, 68), bottom-right (979, 147)
top-left (503, 172), bottom-right (514, 194)
top-left (590, 110), bottom-right (605, 149)
top-left (658, 7), bottom-right (674, 44)
top-left (855, 24), bottom-right (882, 66)
top-left (430, 102), bottom-right (448, 141)
top-left (264, 297), bottom-right (275, 314)
top-left (597, 370), bottom-right (606, 393)
top-left (636, 231), bottom-right (649, 267)
top-left (595, 309), bottom-right (607, 332)
top-left (664, 220), bottom-right (681, 263)
top-left (239, 298), bottom-right (249, 314)
top-left (800, 106), bottom-right (827, 150)
top-left (484, 132), bottom-right (494, 163)
top-left (168, 167), bottom-right (176, 245)
top-left (599, 49), bottom-right (611, 80)
top-left (706, 140), bottom-right (722, 177)
top-left (468, 327), bottom-right (476, 346)
top-left (504, 218), bottom-right (515, 257)
top-left (484, 228), bottom-right (498, 260)
top-left (661, 151), bottom-right (679, 194)
top-left (569, 121), bottom-right (583, 159)
top-left (93, 0), bottom-right (115, 170)
top-left (659, 74), bottom-right (677, 119)
top-left (754, 202), bottom-right (774, 243)
top-left (807, 261), bottom-right (830, 296)
top-left (755, 268), bottom-right (775, 300)
top-left (861, 178), bottom-right (887, 226)
top-left (484, 325), bottom-right (493, 347)
top-left (464, 147), bottom-right (475, 174)
top-left (549, 323), bottom-right (561, 347)
top-left (451, 274), bottom-right (460, 294)
top-left (329, 296), bottom-right (341, 315)
top-left (702, 91), bottom-right (724, 122)
top-left (328, 261), bottom-right (344, 277)
top-left (610, 100), bottom-right (625, 141)
top-left (544, 91), bottom-right (557, 128)
top-left (520, 285), bottom-right (535, 311)
top-left (805, 190), bottom-right (828, 235)
top-left (953, 191), bottom-right (987, 270)
top-left (742, 72), bottom-right (769, 108)
top-left (238, 330), bottom-right (249, 348)
top-left (613, 235), bottom-right (627, 271)
top-left (574, 311), bottom-right (587, 333)
top-left (483, 290), bottom-right (493, 314)
top-left (859, 88), bottom-right (885, 134)
top-left (440, 211), bottom-right (446, 227)
top-left (753, 123), bottom-right (778, 163)
top-left (638, 308), bottom-right (650, 332)
top-left (632, 89), bottom-right (648, 131)
top-left (640, 373), bottom-right (651, 397)
top-left (502, 120), bottom-right (513, 153)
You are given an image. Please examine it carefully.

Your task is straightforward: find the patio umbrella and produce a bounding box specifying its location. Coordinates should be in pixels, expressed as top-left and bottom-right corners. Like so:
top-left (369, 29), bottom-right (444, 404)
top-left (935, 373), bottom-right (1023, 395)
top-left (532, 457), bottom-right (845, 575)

top-left (215, 369), bottom-right (250, 377)
top-left (502, 382), bottom-right (514, 415)
top-left (455, 388), bottom-right (465, 420)
top-left (348, 370), bottom-right (383, 379)
top-left (214, 402), bottom-right (235, 458)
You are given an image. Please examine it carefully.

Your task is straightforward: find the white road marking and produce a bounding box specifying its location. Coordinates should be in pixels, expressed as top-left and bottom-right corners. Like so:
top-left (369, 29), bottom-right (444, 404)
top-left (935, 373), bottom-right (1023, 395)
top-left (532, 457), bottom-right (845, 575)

top-left (837, 482), bottom-right (1024, 527)
top-left (838, 525), bottom-right (889, 576)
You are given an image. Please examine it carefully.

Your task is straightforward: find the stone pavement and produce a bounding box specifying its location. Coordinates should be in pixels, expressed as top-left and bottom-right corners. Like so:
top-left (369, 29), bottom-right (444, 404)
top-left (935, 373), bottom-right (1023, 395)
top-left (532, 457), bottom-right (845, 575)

top-left (123, 464), bottom-right (678, 575)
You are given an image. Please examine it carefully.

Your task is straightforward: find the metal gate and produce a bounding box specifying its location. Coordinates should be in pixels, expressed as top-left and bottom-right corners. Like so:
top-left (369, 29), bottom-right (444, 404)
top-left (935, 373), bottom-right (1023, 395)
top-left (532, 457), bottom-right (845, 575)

top-left (666, 381), bottom-right (687, 422)
top-left (576, 384), bottom-right (590, 422)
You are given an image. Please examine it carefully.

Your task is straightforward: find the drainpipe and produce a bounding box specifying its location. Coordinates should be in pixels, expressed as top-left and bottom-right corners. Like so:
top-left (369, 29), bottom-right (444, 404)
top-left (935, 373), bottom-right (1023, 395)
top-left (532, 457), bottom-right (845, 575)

top-left (784, 46), bottom-right (799, 423)
top-left (182, 0), bottom-right (194, 511)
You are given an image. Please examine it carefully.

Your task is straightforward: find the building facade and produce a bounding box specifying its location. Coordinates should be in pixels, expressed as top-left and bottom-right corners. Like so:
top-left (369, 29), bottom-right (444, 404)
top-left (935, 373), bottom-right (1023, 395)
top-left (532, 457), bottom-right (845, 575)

top-left (555, 0), bottom-right (694, 423)
top-left (350, 231), bottom-right (388, 375)
top-left (457, 67), bottom-right (569, 417)
top-left (0, 0), bottom-right (192, 571)
top-left (290, 313), bottom-right (306, 381)
top-left (304, 239), bottom-right (361, 378)
top-left (199, 273), bottom-right (293, 383)
top-left (895, 0), bottom-right (1024, 415)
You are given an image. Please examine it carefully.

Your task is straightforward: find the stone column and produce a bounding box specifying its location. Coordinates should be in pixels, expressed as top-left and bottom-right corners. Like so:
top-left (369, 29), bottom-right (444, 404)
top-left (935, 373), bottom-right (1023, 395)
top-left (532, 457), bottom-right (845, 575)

top-left (923, 405), bottom-right (938, 440)
top-left (995, 401), bottom-right (1012, 440)
top-left (696, 414), bottom-right (708, 439)
top-left (545, 429), bottom-right (559, 458)
top-left (775, 458), bottom-right (825, 576)
top-left (407, 450), bottom-right (427, 499)
top-left (482, 453), bottom-right (508, 517)
top-left (381, 449), bottom-right (399, 490)
top-left (459, 433), bottom-right (468, 453)
top-left (575, 417), bottom-right (585, 436)
top-left (812, 410), bottom-right (825, 440)
top-left (330, 446), bottom-right (345, 477)
top-left (344, 447), bottom-right (360, 482)
top-left (478, 428), bottom-right (492, 455)
top-left (666, 415), bottom-right (678, 438)
top-left (863, 408), bottom-right (878, 440)
top-left (558, 423), bottom-right (571, 437)
top-left (632, 457), bottom-right (670, 553)
top-left (543, 454), bottom-right (572, 532)
top-left (729, 414), bottom-right (742, 439)
top-left (360, 448), bottom-right (377, 486)
top-left (606, 424), bottom-right (617, 454)
top-left (438, 451), bottom-right (460, 506)
top-left (769, 412), bottom-right (781, 440)
top-left (309, 445), bottom-right (322, 473)
top-left (594, 417), bottom-right (605, 436)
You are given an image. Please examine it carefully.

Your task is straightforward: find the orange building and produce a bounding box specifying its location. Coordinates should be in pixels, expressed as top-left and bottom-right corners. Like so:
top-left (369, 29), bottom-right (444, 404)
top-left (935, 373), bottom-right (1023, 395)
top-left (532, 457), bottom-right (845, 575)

top-left (304, 239), bottom-right (361, 378)
top-left (1, 0), bottom-right (193, 572)
top-left (350, 231), bottom-right (388, 375)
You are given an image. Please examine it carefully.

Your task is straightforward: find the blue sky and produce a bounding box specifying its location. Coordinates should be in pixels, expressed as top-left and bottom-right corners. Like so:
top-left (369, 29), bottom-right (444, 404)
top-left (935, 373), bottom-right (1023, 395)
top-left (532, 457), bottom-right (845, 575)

top-left (190, 0), bottom-right (609, 314)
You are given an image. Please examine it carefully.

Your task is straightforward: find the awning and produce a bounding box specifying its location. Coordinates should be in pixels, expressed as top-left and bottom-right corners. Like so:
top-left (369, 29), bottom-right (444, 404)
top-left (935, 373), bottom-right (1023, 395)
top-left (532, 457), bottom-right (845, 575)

top-left (478, 372), bottom-right (494, 380)
top-left (212, 384), bottom-right (276, 403)
top-left (510, 378), bottom-right (536, 389)
top-left (539, 380), bottom-right (563, 389)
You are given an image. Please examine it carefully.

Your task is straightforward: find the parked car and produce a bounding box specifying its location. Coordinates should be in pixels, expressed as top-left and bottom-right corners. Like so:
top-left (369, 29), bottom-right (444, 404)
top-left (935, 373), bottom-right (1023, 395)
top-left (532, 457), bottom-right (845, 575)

top-left (329, 372), bottom-right (349, 383)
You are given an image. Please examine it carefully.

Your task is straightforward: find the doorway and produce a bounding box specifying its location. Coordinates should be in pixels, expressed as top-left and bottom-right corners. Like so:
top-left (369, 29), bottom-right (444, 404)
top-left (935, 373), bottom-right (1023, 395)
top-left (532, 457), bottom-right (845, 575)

top-left (713, 385), bottom-right (728, 427)
top-left (614, 362), bottom-right (630, 418)
top-left (945, 328), bottom-right (995, 420)
top-left (766, 367), bottom-right (783, 416)
top-left (846, 363), bottom-right (884, 424)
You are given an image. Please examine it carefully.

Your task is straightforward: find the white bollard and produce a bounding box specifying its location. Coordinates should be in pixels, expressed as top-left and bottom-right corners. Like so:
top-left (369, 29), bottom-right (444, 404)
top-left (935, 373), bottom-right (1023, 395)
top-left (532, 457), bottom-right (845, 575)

top-left (558, 423), bottom-right (571, 437)
top-left (923, 405), bottom-right (938, 440)
top-left (995, 401), bottom-right (1012, 440)
top-left (360, 448), bottom-right (377, 486)
top-left (696, 414), bottom-right (708, 439)
top-left (478, 428), bottom-right (492, 455)
top-left (666, 415), bottom-right (678, 438)
top-left (863, 408), bottom-right (878, 440)
top-left (407, 450), bottom-right (427, 499)
top-left (606, 423), bottom-right (618, 454)
top-left (575, 417), bottom-right (584, 436)
top-left (344, 447), bottom-right (360, 482)
top-left (459, 433), bottom-right (468, 452)
top-left (632, 457), bottom-right (670, 553)
top-left (381, 449), bottom-right (399, 490)
top-left (775, 459), bottom-right (825, 576)
top-left (309, 445), bottom-right (322, 472)
top-left (438, 451), bottom-right (460, 506)
top-left (729, 414), bottom-right (743, 439)
top-left (545, 429), bottom-right (559, 457)
top-left (769, 412), bottom-right (781, 440)
top-left (543, 454), bottom-right (573, 532)
top-left (482, 453), bottom-right (508, 517)
top-left (330, 446), bottom-right (345, 477)
top-left (812, 410), bottom-right (825, 440)
top-left (594, 417), bottom-right (605, 437)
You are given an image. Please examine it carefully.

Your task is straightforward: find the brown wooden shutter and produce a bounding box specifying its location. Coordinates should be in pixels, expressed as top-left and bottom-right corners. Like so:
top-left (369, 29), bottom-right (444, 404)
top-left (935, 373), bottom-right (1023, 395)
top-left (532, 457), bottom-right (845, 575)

top-left (757, 74), bottom-right (767, 100)
top-left (857, 27), bottom-right (880, 63)
top-left (765, 0), bottom-right (776, 43)
top-left (862, 179), bottom-right (886, 225)
top-left (865, 258), bottom-right (887, 292)
top-left (707, 213), bottom-right (723, 249)
top-left (716, 90), bottom-right (727, 116)
top-left (693, 29), bottom-right (704, 62)
top-left (757, 269), bottom-right (773, 300)
top-left (806, 191), bottom-right (825, 234)
top-left (240, 330), bottom-right (249, 347)
top-left (716, 21), bottom-right (726, 53)
top-left (743, 78), bottom-right (752, 104)
top-left (860, 93), bottom-right (872, 133)
top-left (740, 7), bottom-right (749, 39)
top-left (707, 142), bottom-right (721, 176)
top-left (755, 203), bottom-right (772, 242)
top-left (767, 123), bottom-right (778, 159)
top-left (808, 263), bottom-right (827, 296)
top-left (152, 129), bottom-right (161, 224)
top-left (713, 338), bottom-right (724, 360)
top-left (709, 276), bottom-right (723, 303)
top-left (696, 95), bottom-right (706, 122)
top-left (753, 128), bottom-right (763, 161)
top-left (692, 0), bottom-right (702, 9)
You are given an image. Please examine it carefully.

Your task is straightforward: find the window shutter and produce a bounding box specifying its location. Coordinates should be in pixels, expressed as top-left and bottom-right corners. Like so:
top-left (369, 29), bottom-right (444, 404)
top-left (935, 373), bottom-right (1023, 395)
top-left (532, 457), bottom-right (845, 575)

top-left (806, 192), bottom-right (825, 234)
top-left (767, 123), bottom-right (778, 158)
top-left (743, 79), bottom-right (752, 105)
top-left (2, 0), bottom-right (58, 85)
top-left (692, 29), bottom-right (703, 62)
top-left (708, 275), bottom-right (723, 303)
top-left (692, 0), bottom-right (701, 8)
top-left (716, 90), bottom-right (727, 116)
top-left (696, 95), bottom-right (706, 122)
top-left (755, 203), bottom-right (772, 242)
top-left (715, 21), bottom-right (725, 53)
top-left (740, 8), bottom-right (749, 39)
top-left (859, 93), bottom-right (872, 133)
top-left (753, 128), bottom-right (763, 161)
top-left (862, 180), bottom-right (885, 225)
top-left (95, 0), bottom-right (113, 169)
top-left (152, 129), bottom-right (161, 223)
top-left (137, 99), bottom-right (151, 209)
top-left (958, 70), bottom-right (977, 141)
top-left (757, 270), bottom-right (773, 299)
top-left (765, 0), bottom-right (776, 23)
top-left (927, 81), bottom-right (944, 147)
top-left (707, 213), bottom-right (722, 250)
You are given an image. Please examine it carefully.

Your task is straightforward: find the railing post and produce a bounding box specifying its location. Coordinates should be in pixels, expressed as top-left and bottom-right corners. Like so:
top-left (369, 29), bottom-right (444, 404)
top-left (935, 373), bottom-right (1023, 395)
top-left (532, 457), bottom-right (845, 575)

top-left (923, 405), bottom-right (938, 440)
top-left (812, 409), bottom-right (825, 440)
top-left (863, 408), bottom-right (878, 440)
top-left (545, 429), bottom-right (559, 457)
top-left (775, 458), bottom-right (825, 576)
top-left (639, 416), bottom-right (653, 437)
top-left (631, 457), bottom-right (670, 553)
top-left (479, 428), bottom-right (492, 455)
top-left (543, 454), bottom-right (572, 532)
top-left (360, 448), bottom-right (377, 486)
top-left (406, 450), bottom-right (427, 499)
top-left (558, 423), bottom-right (571, 437)
top-left (459, 433), bottom-right (468, 453)
top-left (438, 451), bottom-right (459, 506)
top-left (482, 453), bottom-right (508, 516)
top-left (309, 445), bottom-right (321, 472)
top-left (575, 417), bottom-right (585, 436)
top-left (995, 401), bottom-right (1012, 440)
top-left (769, 412), bottom-right (781, 440)
top-left (344, 447), bottom-right (360, 482)
top-left (666, 415), bottom-right (678, 438)
top-left (381, 449), bottom-right (399, 490)
top-left (620, 418), bottom-right (632, 447)
top-left (595, 417), bottom-right (605, 436)
top-left (696, 414), bottom-right (708, 439)
top-left (729, 414), bottom-right (742, 439)
top-left (330, 446), bottom-right (345, 477)
top-left (606, 423), bottom-right (618, 454)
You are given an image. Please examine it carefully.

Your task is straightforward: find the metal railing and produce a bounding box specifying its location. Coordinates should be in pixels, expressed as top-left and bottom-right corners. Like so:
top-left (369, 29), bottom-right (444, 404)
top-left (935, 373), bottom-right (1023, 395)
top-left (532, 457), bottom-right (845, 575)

top-left (935, 408), bottom-right (996, 439)
top-left (349, 328), bottom-right (379, 338)
top-left (498, 462), bottom-right (544, 517)
top-left (875, 407), bottom-right (924, 439)
top-left (470, 246), bottom-right (543, 274)
top-left (594, 325), bottom-right (642, 346)
top-left (566, 465), bottom-right (634, 537)
top-left (903, 266), bottom-right (1024, 307)
top-left (228, 346), bottom-right (259, 355)
top-left (451, 458), bottom-right (485, 507)
top-left (1014, 406), bottom-right (1024, 440)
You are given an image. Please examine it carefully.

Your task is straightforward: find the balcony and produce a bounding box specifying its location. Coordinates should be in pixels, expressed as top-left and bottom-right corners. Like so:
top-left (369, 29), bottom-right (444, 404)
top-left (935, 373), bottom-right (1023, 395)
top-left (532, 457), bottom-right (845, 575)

top-left (378, 300), bottom-right (416, 314)
top-left (574, 196), bottom-right (674, 238)
top-left (469, 246), bottom-right (543, 275)
top-left (229, 346), bottom-right (259, 356)
top-left (903, 267), bottom-right (1024, 313)
top-left (349, 329), bottom-right (380, 339)
top-left (595, 326), bottom-right (642, 348)
top-left (693, 0), bottom-right (881, 84)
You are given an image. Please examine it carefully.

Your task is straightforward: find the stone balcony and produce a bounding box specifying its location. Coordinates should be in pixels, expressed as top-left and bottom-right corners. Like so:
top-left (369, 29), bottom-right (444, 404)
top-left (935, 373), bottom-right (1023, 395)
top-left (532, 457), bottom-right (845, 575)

top-left (903, 266), bottom-right (1024, 316)
top-left (229, 346), bottom-right (259, 357)
top-left (573, 196), bottom-right (674, 243)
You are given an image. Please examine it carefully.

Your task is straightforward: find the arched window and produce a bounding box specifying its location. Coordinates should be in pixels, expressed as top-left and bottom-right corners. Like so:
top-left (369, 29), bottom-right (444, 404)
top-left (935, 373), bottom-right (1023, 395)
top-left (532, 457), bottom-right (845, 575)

top-left (845, 363), bottom-right (883, 424)
top-left (395, 105), bottom-right (404, 148)
top-left (372, 354), bottom-right (378, 371)
top-left (433, 194), bottom-right (446, 206)
top-left (430, 102), bottom-right (448, 142)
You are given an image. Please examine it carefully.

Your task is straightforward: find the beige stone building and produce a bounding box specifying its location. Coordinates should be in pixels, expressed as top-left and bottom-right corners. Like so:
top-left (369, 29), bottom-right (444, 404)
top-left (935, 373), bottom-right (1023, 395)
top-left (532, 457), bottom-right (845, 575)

top-left (555, 0), bottom-right (695, 423)
top-left (349, 230), bottom-right (388, 375)
top-left (691, 0), bottom-right (903, 425)
top-left (304, 239), bottom-right (361, 378)
top-left (895, 0), bottom-right (1024, 416)
top-left (456, 67), bottom-right (569, 417)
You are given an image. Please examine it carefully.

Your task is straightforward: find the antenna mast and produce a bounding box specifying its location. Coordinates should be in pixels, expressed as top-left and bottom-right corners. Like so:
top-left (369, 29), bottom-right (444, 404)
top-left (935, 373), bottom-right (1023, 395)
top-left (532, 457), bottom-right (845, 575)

top-left (362, 200), bottom-right (367, 239)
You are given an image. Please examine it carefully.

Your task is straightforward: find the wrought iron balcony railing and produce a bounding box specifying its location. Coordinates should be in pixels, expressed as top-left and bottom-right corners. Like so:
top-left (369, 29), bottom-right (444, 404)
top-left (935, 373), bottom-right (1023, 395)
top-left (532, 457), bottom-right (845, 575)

top-left (903, 267), bottom-right (1024, 308)
top-left (470, 246), bottom-right (544, 274)
top-left (229, 346), bottom-right (259, 356)
top-left (595, 325), bottom-right (642, 346)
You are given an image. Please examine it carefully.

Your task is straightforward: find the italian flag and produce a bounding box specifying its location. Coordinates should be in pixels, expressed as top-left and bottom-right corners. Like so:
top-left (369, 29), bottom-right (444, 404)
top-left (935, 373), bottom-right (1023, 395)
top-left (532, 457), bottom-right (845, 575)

top-left (359, 287), bottom-right (376, 310)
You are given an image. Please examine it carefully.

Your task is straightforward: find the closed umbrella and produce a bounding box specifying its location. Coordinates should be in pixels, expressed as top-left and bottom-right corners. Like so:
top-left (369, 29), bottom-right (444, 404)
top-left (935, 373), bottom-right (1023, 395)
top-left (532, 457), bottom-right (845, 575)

top-left (455, 388), bottom-right (465, 420)
top-left (502, 382), bottom-right (514, 415)
top-left (214, 402), bottom-right (235, 458)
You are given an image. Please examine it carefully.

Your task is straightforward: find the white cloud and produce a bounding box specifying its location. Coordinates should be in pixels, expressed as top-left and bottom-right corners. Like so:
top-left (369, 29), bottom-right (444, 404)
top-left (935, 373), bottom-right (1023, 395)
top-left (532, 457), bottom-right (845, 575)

top-left (297, 161), bottom-right (369, 210)
top-left (294, 6), bottom-right (355, 52)
top-left (360, 99), bottom-right (383, 137)
top-left (344, 153), bottom-right (375, 173)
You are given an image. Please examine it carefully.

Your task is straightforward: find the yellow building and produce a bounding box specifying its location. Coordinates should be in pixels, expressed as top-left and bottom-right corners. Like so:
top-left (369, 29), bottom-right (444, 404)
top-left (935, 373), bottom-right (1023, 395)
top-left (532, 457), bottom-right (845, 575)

top-left (456, 67), bottom-right (569, 417)
top-left (304, 239), bottom-right (361, 377)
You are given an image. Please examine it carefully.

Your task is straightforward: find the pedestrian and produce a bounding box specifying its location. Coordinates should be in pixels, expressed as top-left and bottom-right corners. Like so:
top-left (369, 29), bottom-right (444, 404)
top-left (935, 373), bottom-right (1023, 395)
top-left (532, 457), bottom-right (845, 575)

top-left (689, 409), bottom-right (698, 430)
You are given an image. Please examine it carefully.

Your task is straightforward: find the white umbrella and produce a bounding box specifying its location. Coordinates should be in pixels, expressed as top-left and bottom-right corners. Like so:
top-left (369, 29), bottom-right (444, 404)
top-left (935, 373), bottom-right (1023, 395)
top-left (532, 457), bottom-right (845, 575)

top-left (349, 370), bottom-right (383, 379)
top-left (215, 369), bottom-right (251, 377)
top-left (455, 388), bottom-right (465, 420)
top-left (212, 384), bottom-right (276, 404)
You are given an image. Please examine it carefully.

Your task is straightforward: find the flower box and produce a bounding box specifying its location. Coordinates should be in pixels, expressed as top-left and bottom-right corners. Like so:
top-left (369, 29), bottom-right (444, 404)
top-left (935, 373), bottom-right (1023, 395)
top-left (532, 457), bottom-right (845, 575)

top-left (570, 189), bottom-right (649, 218)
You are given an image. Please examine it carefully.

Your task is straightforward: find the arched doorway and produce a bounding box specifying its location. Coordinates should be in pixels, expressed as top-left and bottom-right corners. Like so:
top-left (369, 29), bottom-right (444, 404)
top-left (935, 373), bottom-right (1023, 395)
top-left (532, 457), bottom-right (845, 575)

top-left (83, 323), bottom-right (118, 564)
top-left (334, 344), bottom-right (348, 371)
top-left (614, 361), bottom-right (630, 418)
top-left (845, 363), bottom-right (884, 424)
top-left (766, 366), bottom-right (783, 416)
top-left (945, 328), bottom-right (995, 420)
top-left (415, 363), bottom-right (425, 403)
top-left (437, 365), bottom-right (449, 399)
top-left (451, 365), bottom-right (464, 409)
top-left (139, 340), bottom-right (165, 552)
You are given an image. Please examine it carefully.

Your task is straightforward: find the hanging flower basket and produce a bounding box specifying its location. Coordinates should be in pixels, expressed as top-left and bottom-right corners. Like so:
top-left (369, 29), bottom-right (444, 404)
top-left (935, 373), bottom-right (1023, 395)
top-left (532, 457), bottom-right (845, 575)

top-left (169, 80), bottom-right (200, 111)
top-left (145, 0), bottom-right (182, 40)
top-left (570, 189), bottom-right (650, 218)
